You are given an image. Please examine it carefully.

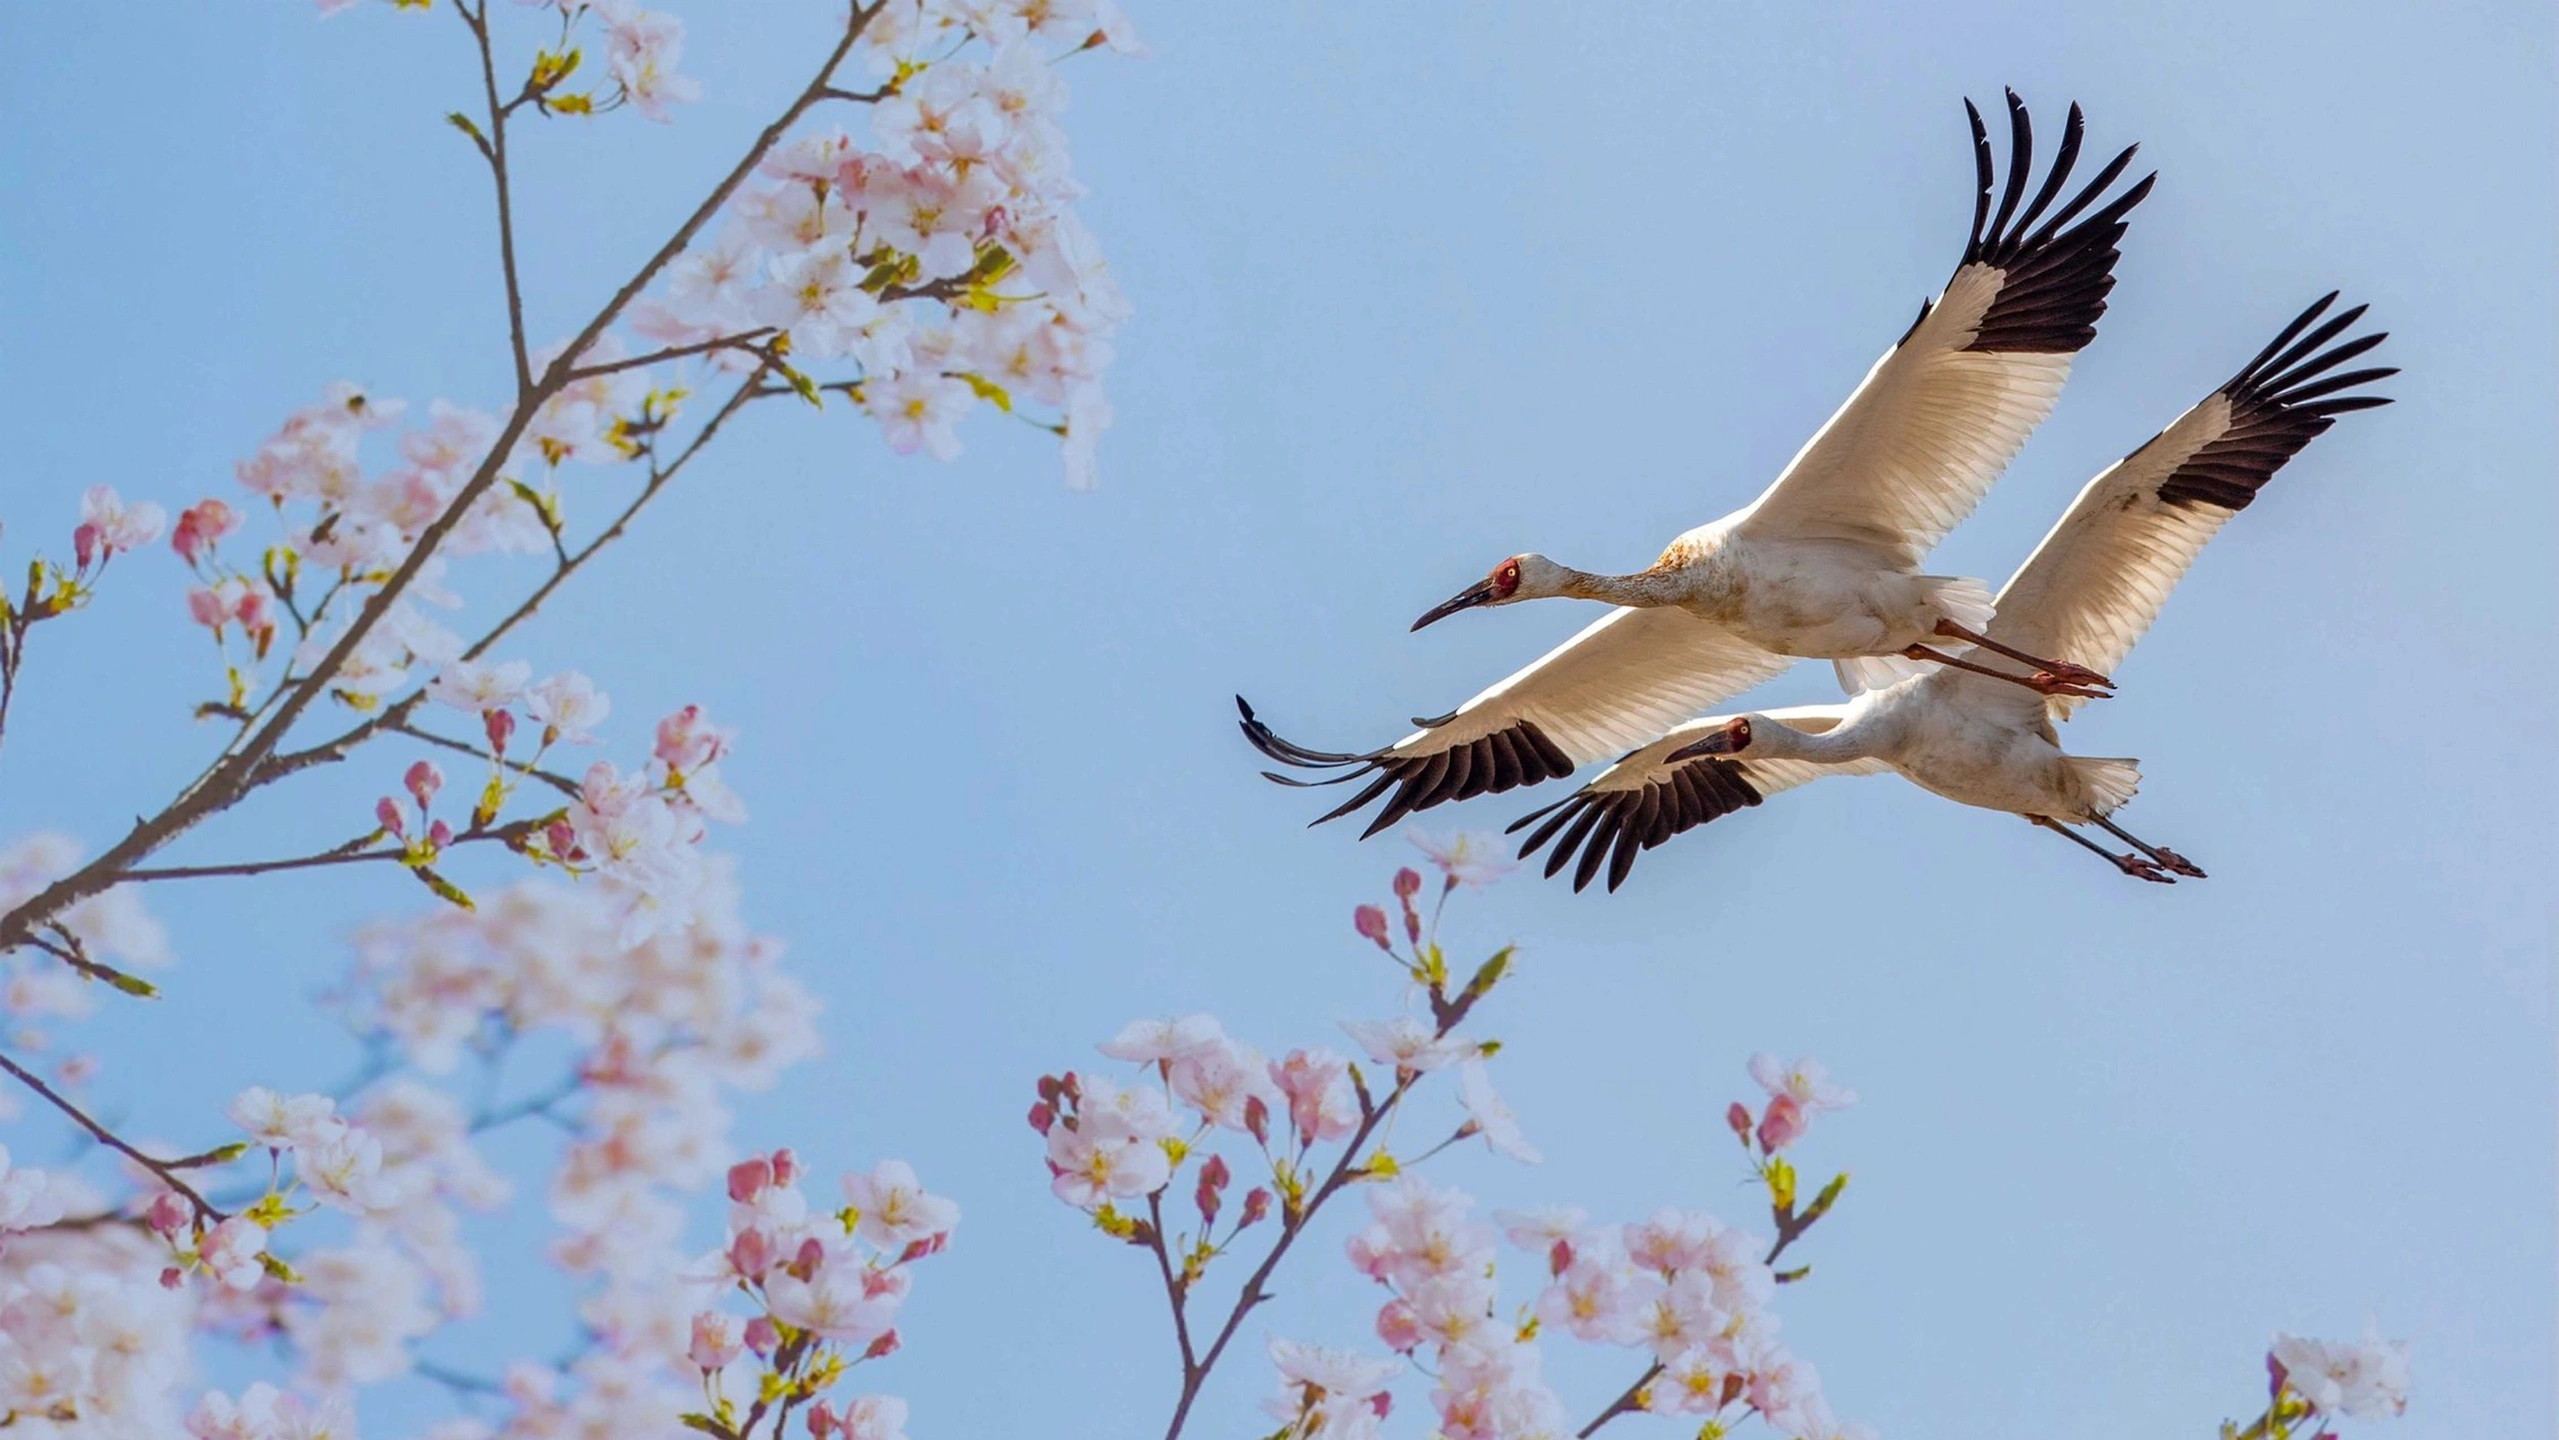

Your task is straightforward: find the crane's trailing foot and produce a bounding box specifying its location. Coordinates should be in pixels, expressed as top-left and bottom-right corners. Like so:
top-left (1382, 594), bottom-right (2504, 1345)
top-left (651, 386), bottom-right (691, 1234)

top-left (1900, 645), bottom-right (2110, 700)
top-left (2024, 670), bottom-right (2113, 700)
top-left (2091, 815), bottom-right (2207, 878)
top-left (1932, 620), bottom-right (2115, 695)
top-left (2112, 853), bottom-right (2176, 884)
top-left (2029, 814), bottom-right (2177, 883)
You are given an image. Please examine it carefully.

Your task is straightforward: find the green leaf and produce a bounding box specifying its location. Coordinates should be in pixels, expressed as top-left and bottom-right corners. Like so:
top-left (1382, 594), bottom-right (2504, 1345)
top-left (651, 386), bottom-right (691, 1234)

top-left (1800, 1171), bottom-right (1850, 1226)
top-left (445, 112), bottom-right (487, 146)
top-left (258, 1253), bottom-right (304, 1285)
top-left (679, 1415), bottom-right (740, 1440)
top-left (1773, 1264), bottom-right (1810, 1284)
top-left (772, 357), bottom-right (823, 408)
top-left (411, 866), bottom-right (476, 911)
top-left (175, 1141), bottom-right (252, 1169)
top-left (102, 968), bottom-right (160, 999)
top-left (1462, 944), bottom-right (1515, 1000)
top-left (957, 372), bottom-right (1014, 412)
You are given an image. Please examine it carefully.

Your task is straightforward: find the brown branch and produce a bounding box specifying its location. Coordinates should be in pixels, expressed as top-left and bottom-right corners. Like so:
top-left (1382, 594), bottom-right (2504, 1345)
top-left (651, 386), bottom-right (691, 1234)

top-left (458, 0), bottom-right (534, 395)
top-left (1160, 1073), bottom-right (1416, 1440)
top-left (0, 1049), bottom-right (225, 1223)
top-left (1144, 1192), bottom-right (1199, 1373)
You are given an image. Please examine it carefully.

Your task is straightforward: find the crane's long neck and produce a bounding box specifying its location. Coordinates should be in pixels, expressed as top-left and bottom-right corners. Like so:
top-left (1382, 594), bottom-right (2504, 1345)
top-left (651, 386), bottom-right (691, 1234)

top-left (1552, 566), bottom-right (1688, 608)
top-left (1750, 710), bottom-right (1884, 765)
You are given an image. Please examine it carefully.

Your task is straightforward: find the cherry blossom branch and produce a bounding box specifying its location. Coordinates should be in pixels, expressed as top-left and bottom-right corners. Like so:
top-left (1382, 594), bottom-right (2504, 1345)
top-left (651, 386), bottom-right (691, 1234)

top-left (1574, 1148), bottom-right (1835, 1436)
top-left (0, 2), bottom-right (873, 957)
top-left (0, 1048), bottom-right (225, 1222)
top-left (261, 363), bottom-right (772, 789)
top-left (118, 827), bottom-right (521, 885)
top-left (1161, 1072), bottom-right (1417, 1440)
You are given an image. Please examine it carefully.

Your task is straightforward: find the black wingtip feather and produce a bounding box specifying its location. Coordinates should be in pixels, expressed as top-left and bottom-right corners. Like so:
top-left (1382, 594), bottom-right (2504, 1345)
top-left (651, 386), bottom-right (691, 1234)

top-left (2156, 296), bottom-right (2394, 512)
top-left (1946, 96), bottom-right (2152, 356)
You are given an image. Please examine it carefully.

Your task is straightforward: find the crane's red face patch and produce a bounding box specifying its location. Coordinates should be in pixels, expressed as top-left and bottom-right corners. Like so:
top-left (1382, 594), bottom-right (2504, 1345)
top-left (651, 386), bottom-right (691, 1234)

top-left (1726, 717), bottom-right (1753, 752)
top-left (1492, 559), bottom-right (1523, 597)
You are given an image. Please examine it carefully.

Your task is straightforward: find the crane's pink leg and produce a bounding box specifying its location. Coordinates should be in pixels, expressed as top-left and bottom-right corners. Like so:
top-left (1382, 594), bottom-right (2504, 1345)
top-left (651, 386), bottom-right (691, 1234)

top-left (2028, 815), bottom-right (2174, 883)
top-left (2090, 815), bottom-right (2207, 878)
top-left (1901, 645), bottom-right (2109, 700)
top-left (1934, 620), bottom-right (2114, 693)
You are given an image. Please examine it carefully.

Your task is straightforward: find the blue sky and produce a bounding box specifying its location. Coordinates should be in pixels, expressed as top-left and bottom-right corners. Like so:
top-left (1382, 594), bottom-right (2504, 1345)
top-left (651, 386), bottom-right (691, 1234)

top-left (1, 2), bottom-right (2550, 1437)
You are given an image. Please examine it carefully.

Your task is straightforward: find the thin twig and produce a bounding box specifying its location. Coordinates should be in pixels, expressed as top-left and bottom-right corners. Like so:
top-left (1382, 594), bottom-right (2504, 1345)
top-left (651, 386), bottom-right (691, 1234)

top-left (389, 719), bottom-right (582, 798)
top-left (564, 329), bottom-right (776, 380)
top-left (458, 0), bottom-right (535, 395)
top-left (0, 1049), bottom-right (225, 1222)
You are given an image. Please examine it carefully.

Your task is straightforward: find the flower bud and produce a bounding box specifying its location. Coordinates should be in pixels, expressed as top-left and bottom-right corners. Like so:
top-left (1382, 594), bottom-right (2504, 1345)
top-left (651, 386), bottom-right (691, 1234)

top-left (405, 760), bottom-right (443, 810)
top-left (807, 1399), bottom-right (840, 1438)
top-left (864, 1329), bottom-right (901, 1360)
top-left (727, 1227), bottom-right (774, 1280)
top-left (1243, 1094), bottom-right (1270, 1147)
top-left (1027, 1100), bottom-right (1056, 1134)
top-left (769, 1148), bottom-right (801, 1187)
top-left (1548, 1238), bottom-right (1574, 1277)
top-left (727, 1156), bottom-right (773, 1203)
top-left (426, 819), bottom-right (454, 852)
top-left (484, 707), bottom-right (516, 758)
top-left (159, 1266), bottom-right (185, 1290)
top-left (73, 523), bottom-right (100, 571)
top-left (1376, 1298), bottom-right (1423, 1352)
top-left (145, 1192), bottom-right (190, 1238)
top-left (1393, 867), bottom-right (1422, 900)
top-left (1756, 1093), bottom-right (1808, 1154)
top-left (1354, 904), bottom-right (1391, 950)
top-left (1725, 1102), bottom-right (1753, 1143)
top-left (1240, 1187), bottom-right (1272, 1227)
top-left (743, 1315), bottom-right (780, 1357)
top-left (544, 816), bottom-right (579, 860)
top-left (375, 797), bottom-right (407, 840)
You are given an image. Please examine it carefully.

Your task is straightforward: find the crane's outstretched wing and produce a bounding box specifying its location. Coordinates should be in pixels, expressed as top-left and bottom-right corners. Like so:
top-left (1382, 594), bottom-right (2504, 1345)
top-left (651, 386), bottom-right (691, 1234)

top-left (1970, 292), bottom-right (2395, 720)
top-left (1241, 607), bottom-right (1793, 837)
top-left (1735, 90), bottom-right (2155, 568)
top-left (1505, 708), bottom-right (1890, 892)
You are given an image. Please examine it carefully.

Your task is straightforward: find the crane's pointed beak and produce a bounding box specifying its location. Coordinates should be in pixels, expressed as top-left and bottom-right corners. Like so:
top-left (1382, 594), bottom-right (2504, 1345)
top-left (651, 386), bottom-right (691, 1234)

top-left (1411, 580), bottom-right (1499, 632)
top-left (1667, 719), bottom-right (1750, 762)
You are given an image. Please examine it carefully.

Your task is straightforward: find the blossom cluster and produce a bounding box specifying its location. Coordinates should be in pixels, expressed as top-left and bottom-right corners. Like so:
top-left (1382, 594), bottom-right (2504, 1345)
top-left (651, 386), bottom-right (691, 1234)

top-left (627, 0), bottom-right (1139, 486)
top-left (672, 1150), bottom-right (958, 1440)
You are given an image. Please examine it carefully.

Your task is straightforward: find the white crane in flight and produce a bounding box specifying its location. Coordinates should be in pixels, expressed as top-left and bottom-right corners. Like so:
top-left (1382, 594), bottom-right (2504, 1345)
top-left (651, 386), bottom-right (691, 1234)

top-left (1507, 293), bottom-right (2394, 891)
top-left (1245, 91), bottom-right (2154, 837)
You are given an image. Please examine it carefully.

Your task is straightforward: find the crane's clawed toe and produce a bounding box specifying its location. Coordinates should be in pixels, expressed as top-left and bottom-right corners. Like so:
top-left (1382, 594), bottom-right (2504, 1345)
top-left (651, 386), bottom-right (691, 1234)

top-left (2028, 671), bottom-right (2112, 700)
top-left (2151, 849), bottom-right (2208, 879)
top-left (2042, 660), bottom-right (2114, 691)
top-left (2114, 855), bottom-right (2176, 884)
